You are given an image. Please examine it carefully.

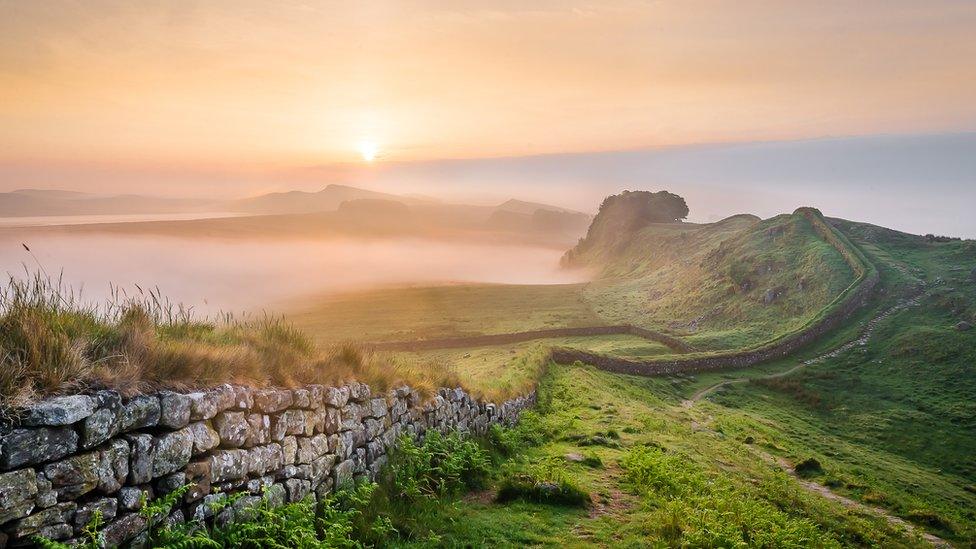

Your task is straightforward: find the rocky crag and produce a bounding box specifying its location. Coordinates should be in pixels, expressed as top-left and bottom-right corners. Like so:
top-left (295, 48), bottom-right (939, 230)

top-left (0, 383), bottom-right (534, 547)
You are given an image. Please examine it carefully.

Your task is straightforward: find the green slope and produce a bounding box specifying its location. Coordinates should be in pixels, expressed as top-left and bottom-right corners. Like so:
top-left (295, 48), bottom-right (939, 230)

top-left (577, 211), bottom-right (856, 352)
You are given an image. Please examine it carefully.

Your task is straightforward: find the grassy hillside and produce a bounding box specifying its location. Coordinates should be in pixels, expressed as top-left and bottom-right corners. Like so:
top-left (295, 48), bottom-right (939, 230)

top-left (654, 220), bottom-right (976, 544)
top-left (286, 283), bottom-right (600, 345)
top-left (578, 211), bottom-right (856, 351)
top-left (387, 363), bottom-right (929, 546)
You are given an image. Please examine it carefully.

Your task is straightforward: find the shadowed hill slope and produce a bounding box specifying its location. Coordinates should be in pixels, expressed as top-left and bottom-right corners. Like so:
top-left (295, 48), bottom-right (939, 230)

top-left (570, 198), bottom-right (856, 351)
top-left (556, 206), bottom-right (879, 374)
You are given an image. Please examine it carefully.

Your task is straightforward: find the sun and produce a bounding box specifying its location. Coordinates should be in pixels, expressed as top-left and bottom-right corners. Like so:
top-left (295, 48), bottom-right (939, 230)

top-left (358, 140), bottom-right (378, 162)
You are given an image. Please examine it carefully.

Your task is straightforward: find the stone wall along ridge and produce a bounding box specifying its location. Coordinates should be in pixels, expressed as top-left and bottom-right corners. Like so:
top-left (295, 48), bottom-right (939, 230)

top-left (550, 208), bottom-right (881, 376)
top-left (0, 383), bottom-right (534, 547)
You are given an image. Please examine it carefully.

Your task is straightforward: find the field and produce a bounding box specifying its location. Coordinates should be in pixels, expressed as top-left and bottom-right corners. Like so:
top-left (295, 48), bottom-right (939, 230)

top-left (7, 206), bottom-right (975, 546)
top-left (279, 213), bottom-right (976, 545)
top-left (285, 283), bottom-right (600, 345)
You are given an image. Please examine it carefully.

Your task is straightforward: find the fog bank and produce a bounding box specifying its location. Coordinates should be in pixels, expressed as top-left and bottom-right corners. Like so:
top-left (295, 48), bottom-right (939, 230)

top-left (0, 234), bottom-right (585, 315)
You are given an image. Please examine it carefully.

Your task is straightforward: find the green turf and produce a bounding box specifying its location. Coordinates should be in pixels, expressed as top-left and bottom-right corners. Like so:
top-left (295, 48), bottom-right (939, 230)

top-left (392, 363), bottom-right (928, 547)
top-left (285, 283), bottom-right (600, 345)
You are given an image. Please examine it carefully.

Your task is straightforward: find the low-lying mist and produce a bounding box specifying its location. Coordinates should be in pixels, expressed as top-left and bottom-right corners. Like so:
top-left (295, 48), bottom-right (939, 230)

top-left (0, 233), bottom-right (586, 316)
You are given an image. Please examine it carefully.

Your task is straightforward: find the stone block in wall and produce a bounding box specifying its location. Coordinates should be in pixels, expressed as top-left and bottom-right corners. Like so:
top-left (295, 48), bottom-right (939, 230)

top-left (245, 475), bottom-right (274, 495)
top-left (323, 386), bottom-right (349, 408)
top-left (277, 409), bottom-right (313, 437)
top-left (187, 392), bottom-right (219, 421)
top-left (97, 438), bottom-right (130, 494)
top-left (74, 497), bottom-right (117, 533)
top-left (285, 478), bottom-right (311, 502)
top-left (101, 512), bottom-right (147, 549)
top-left (154, 471), bottom-right (186, 496)
top-left (125, 433), bottom-right (153, 485)
top-left (350, 426), bottom-right (367, 451)
top-left (21, 395), bottom-right (95, 427)
top-left (212, 384), bottom-right (238, 412)
top-left (162, 508), bottom-right (185, 531)
top-left (253, 389), bottom-right (293, 414)
top-left (296, 434), bottom-right (329, 464)
top-left (282, 436), bottom-right (298, 465)
top-left (214, 411), bottom-right (250, 448)
top-left (158, 391), bottom-right (191, 429)
top-left (310, 454), bottom-right (336, 487)
top-left (1, 426), bottom-right (78, 469)
top-left (246, 444), bottom-right (284, 477)
top-left (244, 413), bottom-right (271, 447)
top-left (81, 394), bottom-right (122, 450)
top-left (365, 439), bottom-right (384, 464)
top-left (275, 464), bottom-right (299, 481)
top-left (43, 450), bottom-right (100, 500)
top-left (117, 486), bottom-right (150, 512)
top-left (366, 397), bottom-right (388, 419)
top-left (231, 494), bottom-right (263, 523)
top-left (265, 482), bottom-right (287, 508)
top-left (364, 418), bottom-right (384, 441)
top-left (11, 501), bottom-right (76, 541)
top-left (184, 460), bottom-right (211, 503)
top-left (151, 426), bottom-right (193, 479)
top-left (233, 386), bottom-right (253, 410)
top-left (332, 459), bottom-right (355, 489)
top-left (390, 398), bottom-right (407, 419)
top-left (339, 403), bottom-right (362, 431)
top-left (353, 448), bottom-right (366, 474)
top-left (209, 449), bottom-right (248, 483)
top-left (319, 407), bottom-right (341, 435)
top-left (118, 395), bottom-right (161, 433)
top-left (314, 476), bottom-right (334, 499)
top-left (307, 385), bottom-right (325, 409)
top-left (0, 468), bottom-right (38, 525)
top-left (382, 425), bottom-right (398, 450)
top-left (347, 382), bottom-right (370, 403)
top-left (188, 421), bottom-right (220, 455)
top-left (292, 388), bottom-right (311, 408)
top-left (193, 492), bottom-right (226, 521)
top-left (35, 471), bottom-right (56, 509)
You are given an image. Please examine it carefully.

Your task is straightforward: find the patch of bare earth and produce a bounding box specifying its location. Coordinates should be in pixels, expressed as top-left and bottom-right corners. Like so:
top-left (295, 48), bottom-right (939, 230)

top-left (462, 488), bottom-right (497, 505)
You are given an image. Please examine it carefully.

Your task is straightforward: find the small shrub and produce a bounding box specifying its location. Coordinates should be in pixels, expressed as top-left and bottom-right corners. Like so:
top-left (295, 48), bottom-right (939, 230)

top-left (496, 473), bottom-right (590, 507)
top-left (581, 453), bottom-right (604, 469)
top-left (824, 477), bottom-right (844, 489)
top-left (385, 431), bottom-right (492, 500)
top-left (861, 491), bottom-right (887, 505)
top-left (578, 435), bottom-right (619, 448)
top-left (794, 457), bottom-right (824, 478)
top-left (907, 509), bottom-right (953, 531)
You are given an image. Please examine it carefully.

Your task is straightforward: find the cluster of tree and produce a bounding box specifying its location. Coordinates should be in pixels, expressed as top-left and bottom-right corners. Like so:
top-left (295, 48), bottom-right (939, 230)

top-left (563, 190), bottom-right (689, 265)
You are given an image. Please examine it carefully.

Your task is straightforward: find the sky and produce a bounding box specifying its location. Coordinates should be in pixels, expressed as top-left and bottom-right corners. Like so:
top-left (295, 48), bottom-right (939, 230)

top-left (1, 1), bottom-right (975, 234)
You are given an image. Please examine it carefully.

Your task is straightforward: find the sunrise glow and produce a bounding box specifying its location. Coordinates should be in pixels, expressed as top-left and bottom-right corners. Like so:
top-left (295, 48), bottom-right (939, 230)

top-left (359, 141), bottom-right (378, 163)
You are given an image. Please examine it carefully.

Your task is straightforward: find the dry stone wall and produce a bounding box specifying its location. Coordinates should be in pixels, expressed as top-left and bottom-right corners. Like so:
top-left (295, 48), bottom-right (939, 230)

top-left (550, 208), bottom-right (881, 376)
top-left (0, 384), bottom-right (534, 548)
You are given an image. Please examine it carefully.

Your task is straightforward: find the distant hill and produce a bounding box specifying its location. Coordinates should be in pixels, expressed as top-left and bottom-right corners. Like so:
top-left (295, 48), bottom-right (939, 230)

top-left (494, 198), bottom-right (584, 216)
top-left (0, 189), bottom-right (215, 217)
top-left (11, 189), bottom-right (90, 199)
top-left (229, 184), bottom-right (432, 215)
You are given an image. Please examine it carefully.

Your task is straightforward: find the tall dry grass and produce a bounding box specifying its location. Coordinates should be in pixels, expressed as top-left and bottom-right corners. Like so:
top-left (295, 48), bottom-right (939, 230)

top-left (0, 273), bottom-right (464, 409)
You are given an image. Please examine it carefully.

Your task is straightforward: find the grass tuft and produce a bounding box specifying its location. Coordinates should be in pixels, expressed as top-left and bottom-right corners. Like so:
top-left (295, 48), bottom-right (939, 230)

top-left (0, 273), bottom-right (478, 408)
